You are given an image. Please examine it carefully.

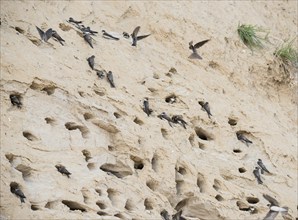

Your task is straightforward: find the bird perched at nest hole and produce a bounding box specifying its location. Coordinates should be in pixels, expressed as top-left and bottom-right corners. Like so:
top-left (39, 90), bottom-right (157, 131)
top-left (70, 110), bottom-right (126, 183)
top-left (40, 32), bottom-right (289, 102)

top-left (87, 55), bottom-right (95, 70)
top-left (11, 186), bottom-right (26, 203)
top-left (55, 165), bottom-right (71, 178)
top-left (158, 112), bottom-right (173, 127)
top-left (253, 166), bottom-right (263, 184)
top-left (257, 159), bottom-right (270, 174)
top-left (68, 17), bottom-right (82, 25)
top-left (172, 115), bottom-right (187, 129)
top-left (10, 94), bottom-right (22, 108)
top-left (83, 32), bottom-right (93, 48)
top-left (143, 97), bottom-right (153, 116)
top-left (199, 101), bottom-right (212, 118)
top-left (236, 132), bottom-right (253, 146)
top-left (189, 39), bottom-right (210, 59)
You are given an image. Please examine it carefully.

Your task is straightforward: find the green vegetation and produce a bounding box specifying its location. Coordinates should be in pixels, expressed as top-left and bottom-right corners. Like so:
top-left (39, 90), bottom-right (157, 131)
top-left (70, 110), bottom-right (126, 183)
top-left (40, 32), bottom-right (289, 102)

top-left (237, 24), bottom-right (269, 51)
top-left (274, 39), bottom-right (298, 65)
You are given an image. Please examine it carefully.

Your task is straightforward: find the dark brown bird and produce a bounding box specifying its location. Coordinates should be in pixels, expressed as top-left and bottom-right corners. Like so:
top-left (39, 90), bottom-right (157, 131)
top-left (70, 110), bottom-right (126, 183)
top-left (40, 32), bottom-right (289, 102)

top-left (253, 167), bottom-right (263, 184)
top-left (131, 26), bottom-right (150, 46)
top-left (158, 112), bottom-right (173, 127)
top-left (189, 39), bottom-right (210, 59)
top-left (236, 132), bottom-right (253, 146)
top-left (52, 30), bottom-right (65, 45)
top-left (172, 115), bottom-right (187, 129)
top-left (107, 71), bottom-right (115, 88)
top-left (36, 26), bottom-right (53, 42)
top-left (143, 97), bottom-right (152, 116)
top-left (10, 94), bottom-right (22, 108)
top-left (55, 164), bottom-right (71, 178)
top-left (11, 187), bottom-right (26, 203)
top-left (257, 159), bottom-right (270, 174)
top-left (83, 32), bottom-right (93, 48)
top-left (68, 17), bottom-right (82, 24)
top-left (87, 55), bottom-right (95, 70)
top-left (199, 101), bottom-right (212, 118)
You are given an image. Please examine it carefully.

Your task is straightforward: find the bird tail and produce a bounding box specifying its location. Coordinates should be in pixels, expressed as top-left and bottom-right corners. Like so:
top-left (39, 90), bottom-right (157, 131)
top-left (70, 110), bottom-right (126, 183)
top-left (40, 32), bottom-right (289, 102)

top-left (257, 178), bottom-right (263, 184)
top-left (281, 207), bottom-right (288, 215)
top-left (20, 197), bottom-right (25, 203)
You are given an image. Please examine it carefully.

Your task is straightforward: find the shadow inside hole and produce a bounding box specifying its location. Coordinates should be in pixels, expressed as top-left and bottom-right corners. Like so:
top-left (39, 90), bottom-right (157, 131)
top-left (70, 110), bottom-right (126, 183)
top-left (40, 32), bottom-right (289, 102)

top-left (97, 211), bottom-right (108, 216)
top-left (233, 149), bottom-right (242, 153)
top-left (175, 198), bottom-right (188, 211)
top-left (108, 145), bottom-right (115, 151)
top-left (195, 127), bottom-right (213, 141)
top-left (130, 155), bottom-right (144, 170)
top-left (197, 173), bottom-right (206, 193)
top-left (246, 197), bottom-right (259, 204)
top-left (161, 128), bottom-right (168, 139)
top-left (238, 167), bottom-right (246, 173)
top-left (87, 163), bottom-right (96, 170)
top-left (146, 180), bottom-right (158, 191)
top-left (133, 117), bottom-right (144, 126)
top-left (125, 199), bottom-right (134, 211)
top-left (45, 117), bottom-right (56, 125)
top-left (23, 131), bottom-right (38, 141)
top-left (199, 142), bottom-right (206, 150)
top-left (31, 205), bottom-right (40, 211)
top-left (151, 154), bottom-right (158, 172)
top-left (64, 122), bottom-right (89, 138)
top-left (215, 194), bottom-right (224, 201)
top-left (165, 94), bottom-right (177, 104)
top-left (189, 134), bottom-right (195, 147)
top-left (62, 200), bottom-right (86, 212)
top-left (41, 86), bottom-right (56, 95)
top-left (96, 201), bottom-right (106, 209)
top-left (144, 198), bottom-right (154, 210)
top-left (177, 167), bottom-right (187, 175)
top-left (83, 113), bottom-right (94, 121)
top-left (228, 118), bottom-right (238, 126)
top-left (113, 112), bottom-right (121, 119)
top-left (82, 149), bottom-right (92, 161)
top-left (95, 189), bottom-right (102, 196)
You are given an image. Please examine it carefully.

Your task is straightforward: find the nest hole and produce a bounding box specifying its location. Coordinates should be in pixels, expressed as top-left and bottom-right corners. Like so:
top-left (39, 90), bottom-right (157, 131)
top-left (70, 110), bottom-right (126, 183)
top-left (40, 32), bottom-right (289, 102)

top-left (165, 94), bottom-right (177, 104)
top-left (144, 198), bottom-right (154, 210)
top-left (161, 128), bottom-right (168, 139)
top-left (87, 163), bottom-right (96, 170)
top-left (177, 167), bottom-right (187, 175)
top-left (246, 197), bottom-right (259, 204)
top-left (130, 156), bottom-right (144, 170)
top-left (97, 211), bottom-right (108, 216)
top-left (96, 201), bottom-right (107, 209)
top-left (133, 117), bottom-right (144, 126)
top-left (23, 131), bottom-right (38, 141)
top-left (195, 127), bottom-right (213, 141)
top-left (233, 149), bottom-right (242, 153)
top-left (62, 200), bottom-right (86, 212)
top-left (41, 86), bottom-right (56, 95)
top-left (113, 112), bottom-right (121, 119)
top-left (146, 180), bottom-right (158, 191)
top-left (215, 194), bottom-right (224, 201)
top-left (228, 118), bottom-right (238, 126)
top-left (31, 205), bottom-right (40, 211)
top-left (82, 149), bottom-right (92, 161)
top-left (238, 167), bottom-right (247, 173)
top-left (125, 199), bottom-right (134, 211)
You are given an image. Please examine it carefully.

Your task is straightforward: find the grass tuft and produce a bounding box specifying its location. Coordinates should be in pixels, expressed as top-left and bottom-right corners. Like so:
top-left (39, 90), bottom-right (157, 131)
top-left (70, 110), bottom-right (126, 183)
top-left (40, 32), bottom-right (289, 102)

top-left (237, 24), bottom-right (269, 51)
top-left (274, 39), bottom-right (298, 65)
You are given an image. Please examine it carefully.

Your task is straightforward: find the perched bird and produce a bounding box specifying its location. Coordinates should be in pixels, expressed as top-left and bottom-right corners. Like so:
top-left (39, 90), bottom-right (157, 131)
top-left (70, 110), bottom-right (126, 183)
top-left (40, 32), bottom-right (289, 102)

top-left (122, 32), bottom-right (130, 39)
top-left (165, 96), bottom-right (176, 104)
top-left (68, 17), bottom-right (82, 24)
top-left (11, 187), bottom-right (26, 203)
top-left (263, 194), bottom-right (288, 220)
top-left (87, 55), bottom-right (95, 70)
top-left (55, 164), bottom-right (71, 178)
top-left (96, 70), bottom-right (105, 79)
top-left (107, 71), bottom-right (115, 88)
top-left (83, 32), bottom-right (93, 48)
top-left (143, 97), bottom-right (152, 116)
top-left (236, 132), bottom-right (253, 146)
top-left (199, 101), bottom-right (212, 118)
top-left (189, 39), bottom-right (210, 59)
top-left (10, 94), bottom-right (22, 108)
top-left (160, 209), bottom-right (170, 220)
top-left (52, 30), bottom-right (65, 45)
top-left (131, 26), bottom-right (150, 46)
top-left (172, 115), bottom-right (187, 129)
top-left (253, 167), bottom-right (263, 184)
top-left (257, 159), bottom-right (270, 174)
top-left (36, 26), bottom-right (52, 42)
top-left (82, 26), bottom-right (98, 35)
top-left (102, 30), bottom-right (119, 40)
top-left (172, 210), bottom-right (186, 220)
top-left (158, 112), bottom-right (173, 127)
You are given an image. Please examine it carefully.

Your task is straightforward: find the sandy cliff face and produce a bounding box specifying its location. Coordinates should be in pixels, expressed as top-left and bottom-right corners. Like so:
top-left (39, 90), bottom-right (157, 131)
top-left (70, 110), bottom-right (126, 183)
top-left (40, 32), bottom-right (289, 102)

top-left (0, 1), bottom-right (297, 219)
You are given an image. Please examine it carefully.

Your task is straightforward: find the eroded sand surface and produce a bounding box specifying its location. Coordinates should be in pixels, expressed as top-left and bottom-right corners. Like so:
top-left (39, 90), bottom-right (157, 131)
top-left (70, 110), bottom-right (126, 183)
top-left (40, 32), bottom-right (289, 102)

top-left (0, 1), bottom-right (297, 219)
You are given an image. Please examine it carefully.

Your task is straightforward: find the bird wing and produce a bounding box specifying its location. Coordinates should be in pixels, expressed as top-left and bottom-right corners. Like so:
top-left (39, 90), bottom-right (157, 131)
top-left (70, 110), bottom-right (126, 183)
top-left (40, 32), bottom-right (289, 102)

top-left (131, 26), bottom-right (140, 38)
top-left (263, 194), bottom-right (279, 206)
top-left (36, 26), bottom-right (45, 39)
top-left (137, 34), bottom-right (150, 40)
top-left (194, 39), bottom-right (210, 49)
top-left (263, 210), bottom-right (278, 220)
top-left (45, 28), bottom-right (53, 41)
